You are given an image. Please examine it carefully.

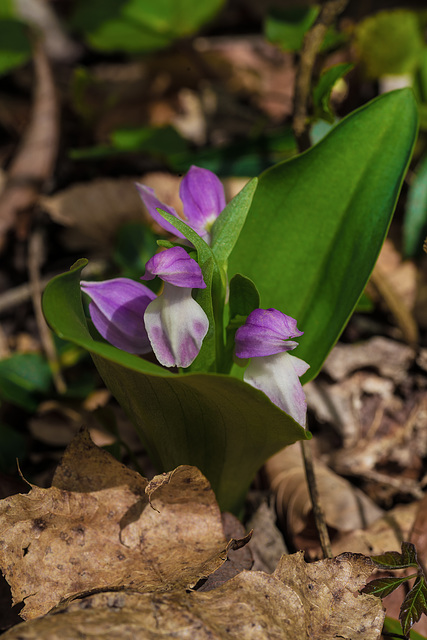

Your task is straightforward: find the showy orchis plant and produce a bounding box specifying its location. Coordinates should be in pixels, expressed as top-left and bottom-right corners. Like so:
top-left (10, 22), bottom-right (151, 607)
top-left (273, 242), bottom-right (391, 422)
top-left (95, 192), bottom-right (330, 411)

top-left (43, 89), bottom-right (417, 512)
top-left (82, 169), bottom-right (308, 424)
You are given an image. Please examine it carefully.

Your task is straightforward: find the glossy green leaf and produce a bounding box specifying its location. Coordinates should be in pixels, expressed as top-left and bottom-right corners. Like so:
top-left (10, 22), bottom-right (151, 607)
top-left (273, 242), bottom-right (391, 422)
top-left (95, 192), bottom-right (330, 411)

top-left (42, 260), bottom-right (309, 514)
top-left (401, 576), bottom-right (427, 637)
top-left (71, 0), bottom-right (224, 53)
top-left (404, 153), bottom-right (427, 257)
top-left (229, 89), bottom-right (418, 383)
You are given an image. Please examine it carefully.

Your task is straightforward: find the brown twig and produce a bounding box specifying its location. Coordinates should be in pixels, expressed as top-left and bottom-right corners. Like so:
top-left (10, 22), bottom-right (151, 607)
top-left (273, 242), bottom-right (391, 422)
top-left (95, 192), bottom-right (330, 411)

top-left (28, 228), bottom-right (66, 394)
top-left (0, 38), bottom-right (59, 250)
top-left (292, 0), bottom-right (349, 152)
top-left (300, 438), bottom-right (333, 558)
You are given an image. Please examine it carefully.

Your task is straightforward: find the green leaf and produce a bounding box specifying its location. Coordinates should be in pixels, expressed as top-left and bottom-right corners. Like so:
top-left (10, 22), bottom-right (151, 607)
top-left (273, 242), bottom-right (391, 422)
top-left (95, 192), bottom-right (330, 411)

top-left (355, 10), bottom-right (424, 78)
top-left (0, 353), bottom-right (52, 411)
top-left (114, 223), bottom-right (159, 280)
top-left (265, 7), bottom-right (319, 52)
top-left (228, 274), bottom-right (260, 320)
top-left (363, 575), bottom-right (415, 598)
top-left (312, 63), bottom-right (353, 123)
top-left (223, 274), bottom-right (260, 373)
top-left (211, 178), bottom-right (258, 267)
top-left (229, 89), bottom-right (418, 383)
top-left (384, 616), bottom-right (427, 639)
top-left (71, 0), bottom-right (224, 53)
top-left (42, 260), bottom-right (309, 514)
top-left (170, 127), bottom-right (297, 177)
top-left (0, 19), bottom-right (31, 76)
top-left (372, 542), bottom-right (419, 570)
top-left (404, 153), bottom-right (427, 257)
top-left (0, 422), bottom-right (27, 472)
top-left (0, 0), bottom-right (16, 19)
top-left (111, 125), bottom-right (188, 155)
top-left (400, 576), bottom-right (427, 637)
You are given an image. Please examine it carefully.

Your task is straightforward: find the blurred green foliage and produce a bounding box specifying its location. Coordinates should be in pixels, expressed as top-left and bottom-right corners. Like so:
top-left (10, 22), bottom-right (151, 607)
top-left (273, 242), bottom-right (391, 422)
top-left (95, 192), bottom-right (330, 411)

top-left (0, 19), bottom-right (31, 76)
top-left (70, 0), bottom-right (224, 53)
top-left (355, 10), bottom-right (425, 78)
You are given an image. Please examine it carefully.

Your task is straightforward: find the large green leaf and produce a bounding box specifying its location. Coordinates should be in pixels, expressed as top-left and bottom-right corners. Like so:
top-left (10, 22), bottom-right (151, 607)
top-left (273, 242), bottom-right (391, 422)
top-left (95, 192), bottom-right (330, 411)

top-left (71, 0), bottom-right (224, 53)
top-left (42, 260), bottom-right (309, 514)
top-left (228, 89), bottom-right (418, 383)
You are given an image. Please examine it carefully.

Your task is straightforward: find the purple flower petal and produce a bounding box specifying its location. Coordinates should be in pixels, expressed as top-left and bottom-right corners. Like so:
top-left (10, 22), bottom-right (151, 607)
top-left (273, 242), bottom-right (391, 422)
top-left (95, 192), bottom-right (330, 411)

top-left (81, 278), bottom-right (156, 354)
top-left (141, 246), bottom-right (206, 289)
top-left (135, 183), bottom-right (186, 239)
top-left (179, 166), bottom-right (226, 238)
top-left (244, 352), bottom-right (310, 427)
top-left (144, 283), bottom-right (209, 368)
top-left (235, 308), bottom-right (303, 358)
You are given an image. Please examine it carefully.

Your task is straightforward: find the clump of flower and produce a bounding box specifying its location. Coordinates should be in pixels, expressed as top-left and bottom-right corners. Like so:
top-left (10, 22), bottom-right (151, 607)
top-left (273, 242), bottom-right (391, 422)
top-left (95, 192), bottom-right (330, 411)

top-left (81, 166), bottom-right (309, 426)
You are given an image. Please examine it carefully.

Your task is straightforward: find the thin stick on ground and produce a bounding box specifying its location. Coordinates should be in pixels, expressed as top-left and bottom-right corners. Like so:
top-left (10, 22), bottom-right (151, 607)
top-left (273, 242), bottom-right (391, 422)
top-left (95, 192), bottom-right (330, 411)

top-left (300, 439), bottom-right (332, 558)
top-left (292, 0), bottom-right (349, 153)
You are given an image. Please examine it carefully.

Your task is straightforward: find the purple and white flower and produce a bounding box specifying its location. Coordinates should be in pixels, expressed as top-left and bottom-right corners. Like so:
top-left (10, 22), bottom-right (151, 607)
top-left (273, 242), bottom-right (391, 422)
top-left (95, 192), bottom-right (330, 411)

top-left (235, 308), bottom-right (309, 427)
top-left (80, 278), bottom-right (156, 354)
top-left (81, 247), bottom-right (209, 370)
top-left (142, 246), bottom-right (209, 368)
top-left (136, 165), bottom-right (226, 244)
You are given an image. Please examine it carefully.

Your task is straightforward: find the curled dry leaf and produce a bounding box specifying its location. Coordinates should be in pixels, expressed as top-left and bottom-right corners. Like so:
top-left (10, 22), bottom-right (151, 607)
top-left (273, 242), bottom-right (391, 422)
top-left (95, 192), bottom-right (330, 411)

top-left (264, 444), bottom-right (383, 550)
top-left (0, 430), bottom-right (240, 620)
top-left (1, 552), bottom-right (384, 640)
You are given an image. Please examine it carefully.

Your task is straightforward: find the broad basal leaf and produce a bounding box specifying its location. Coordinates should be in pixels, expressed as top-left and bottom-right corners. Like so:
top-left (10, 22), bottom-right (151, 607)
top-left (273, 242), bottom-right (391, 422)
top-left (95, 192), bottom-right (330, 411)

top-left (229, 89), bottom-right (418, 383)
top-left (42, 261), bottom-right (309, 514)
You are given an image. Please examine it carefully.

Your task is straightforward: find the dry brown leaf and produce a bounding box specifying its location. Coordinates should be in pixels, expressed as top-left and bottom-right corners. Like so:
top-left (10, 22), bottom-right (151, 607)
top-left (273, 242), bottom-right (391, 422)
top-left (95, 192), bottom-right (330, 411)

top-left (265, 444), bottom-right (383, 550)
top-left (40, 177), bottom-right (151, 247)
top-left (2, 552), bottom-right (384, 640)
top-left (0, 430), bottom-right (234, 620)
top-left (0, 41), bottom-right (58, 250)
top-left (322, 336), bottom-right (415, 384)
top-left (246, 499), bottom-right (288, 572)
top-left (308, 336), bottom-right (427, 503)
top-left (266, 444), bottom-right (383, 532)
top-left (195, 36), bottom-right (296, 121)
top-left (375, 238), bottom-right (418, 310)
